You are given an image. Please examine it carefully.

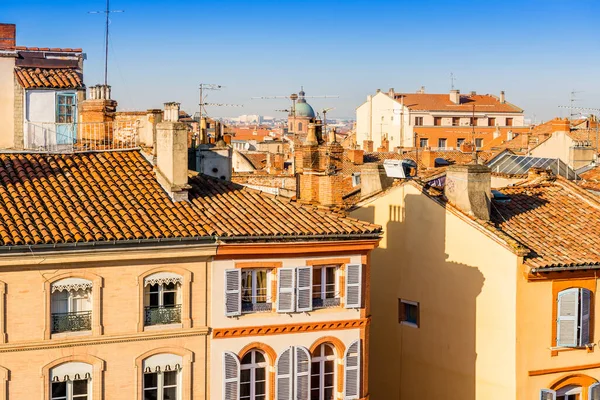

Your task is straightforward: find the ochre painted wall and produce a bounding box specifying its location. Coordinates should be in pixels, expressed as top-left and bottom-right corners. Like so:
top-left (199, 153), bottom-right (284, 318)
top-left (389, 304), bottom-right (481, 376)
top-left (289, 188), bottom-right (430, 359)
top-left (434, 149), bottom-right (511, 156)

top-left (351, 183), bottom-right (520, 400)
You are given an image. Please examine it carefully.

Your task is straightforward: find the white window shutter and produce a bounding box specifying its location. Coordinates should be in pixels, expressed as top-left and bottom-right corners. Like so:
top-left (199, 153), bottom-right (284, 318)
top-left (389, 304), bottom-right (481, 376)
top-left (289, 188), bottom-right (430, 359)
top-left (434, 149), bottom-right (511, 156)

top-left (580, 288), bottom-right (592, 346)
top-left (277, 268), bottom-right (296, 313)
top-left (276, 347), bottom-right (293, 400)
top-left (223, 352), bottom-right (240, 400)
top-left (589, 383), bottom-right (600, 400)
top-left (296, 267), bottom-right (313, 312)
top-left (540, 389), bottom-right (556, 400)
top-left (344, 340), bottom-right (361, 400)
top-left (345, 264), bottom-right (362, 309)
top-left (294, 346), bottom-right (311, 400)
top-left (224, 269), bottom-right (241, 317)
top-left (557, 288), bottom-right (579, 347)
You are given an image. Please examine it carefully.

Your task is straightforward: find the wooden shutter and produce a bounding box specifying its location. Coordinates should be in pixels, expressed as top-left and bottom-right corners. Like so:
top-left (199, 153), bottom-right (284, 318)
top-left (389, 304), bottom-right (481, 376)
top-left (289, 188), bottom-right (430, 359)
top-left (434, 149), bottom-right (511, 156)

top-left (345, 264), bottom-right (362, 309)
top-left (224, 269), bottom-right (241, 317)
top-left (344, 340), bottom-right (361, 400)
top-left (277, 268), bottom-right (296, 313)
top-left (296, 267), bottom-right (313, 312)
top-left (557, 288), bottom-right (579, 347)
top-left (540, 389), bottom-right (556, 400)
top-left (223, 352), bottom-right (240, 400)
top-left (580, 288), bottom-right (592, 346)
top-left (589, 383), bottom-right (600, 400)
top-left (276, 347), bottom-right (293, 400)
top-left (294, 346), bottom-right (311, 400)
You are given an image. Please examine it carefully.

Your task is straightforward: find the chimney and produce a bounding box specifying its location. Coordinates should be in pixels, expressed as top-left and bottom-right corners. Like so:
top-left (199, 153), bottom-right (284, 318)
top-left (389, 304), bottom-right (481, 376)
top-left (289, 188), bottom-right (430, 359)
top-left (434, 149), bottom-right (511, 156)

top-left (362, 140), bottom-right (374, 152)
top-left (360, 163), bottom-right (393, 198)
top-left (506, 130), bottom-right (514, 141)
top-left (80, 84), bottom-right (118, 143)
top-left (450, 89), bottom-right (461, 105)
top-left (499, 91), bottom-right (506, 104)
top-left (420, 150), bottom-right (437, 169)
top-left (459, 141), bottom-right (475, 153)
top-left (493, 126), bottom-right (500, 139)
top-left (346, 149), bottom-right (364, 165)
top-left (328, 127), bottom-right (337, 144)
top-left (445, 164), bottom-right (491, 220)
top-left (377, 136), bottom-right (389, 152)
top-left (552, 118), bottom-right (571, 133)
top-left (156, 102), bottom-right (190, 202)
top-left (388, 88), bottom-right (395, 96)
top-left (470, 91), bottom-right (476, 96)
top-left (418, 86), bottom-right (425, 94)
top-left (376, 89), bottom-right (381, 94)
top-left (0, 24), bottom-right (16, 49)
top-left (306, 123), bottom-right (318, 146)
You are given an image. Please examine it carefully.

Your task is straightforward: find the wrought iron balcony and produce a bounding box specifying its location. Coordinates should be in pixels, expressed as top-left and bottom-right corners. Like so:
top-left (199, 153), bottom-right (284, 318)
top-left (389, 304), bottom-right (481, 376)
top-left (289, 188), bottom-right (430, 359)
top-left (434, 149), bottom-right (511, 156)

top-left (242, 302), bottom-right (273, 313)
top-left (51, 311), bottom-right (92, 333)
top-left (312, 297), bottom-right (341, 309)
top-left (144, 305), bottom-right (182, 326)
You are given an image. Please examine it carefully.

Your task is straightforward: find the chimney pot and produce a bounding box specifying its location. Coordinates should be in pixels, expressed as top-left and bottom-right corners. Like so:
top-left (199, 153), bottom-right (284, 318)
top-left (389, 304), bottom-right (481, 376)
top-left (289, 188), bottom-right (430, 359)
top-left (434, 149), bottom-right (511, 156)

top-left (156, 118), bottom-right (189, 201)
top-left (450, 89), bottom-right (461, 104)
top-left (500, 91), bottom-right (506, 104)
top-left (445, 164), bottom-right (491, 220)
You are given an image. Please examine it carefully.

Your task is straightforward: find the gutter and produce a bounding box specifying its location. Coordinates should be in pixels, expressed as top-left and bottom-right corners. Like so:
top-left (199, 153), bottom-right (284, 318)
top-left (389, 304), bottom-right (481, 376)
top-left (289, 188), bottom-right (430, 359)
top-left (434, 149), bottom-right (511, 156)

top-left (531, 264), bottom-right (600, 273)
top-left (0, 233), bottom-right (381, 255)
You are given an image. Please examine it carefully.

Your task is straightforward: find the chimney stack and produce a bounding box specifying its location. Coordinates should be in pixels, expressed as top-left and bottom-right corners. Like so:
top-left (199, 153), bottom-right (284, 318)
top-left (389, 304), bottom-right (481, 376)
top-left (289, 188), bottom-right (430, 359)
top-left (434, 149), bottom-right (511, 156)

top-left (388, 88), bottom-right (395, 96)
top-left (156, 102), bottom-right (190, 202)
top-left (500, 91), bottom-right (506, 104)
top-left (445, 164), bottom-right (491, 220)
top-left (450, 89), bottom-right (461, 105)
top-left (418, 86), bottom-right (425, 94)
top-left (0, 24), bottom-right (16, 49)
top-left (362, 140), bottom-right (374, 152)
top-left (306, 123), bottom-right (318, 146)
top-left (360, 163), bottom-right (393, 199)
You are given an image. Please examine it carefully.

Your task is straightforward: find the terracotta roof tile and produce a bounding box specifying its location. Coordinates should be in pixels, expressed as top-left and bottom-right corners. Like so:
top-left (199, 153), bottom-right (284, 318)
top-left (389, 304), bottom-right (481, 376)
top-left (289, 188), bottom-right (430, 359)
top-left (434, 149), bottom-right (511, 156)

top-left (0, 151), bottom-right (379, 247)
top-left (14, 67), bottom-right (83, 89)
top-left (393, 93), bottom-right (522, 113)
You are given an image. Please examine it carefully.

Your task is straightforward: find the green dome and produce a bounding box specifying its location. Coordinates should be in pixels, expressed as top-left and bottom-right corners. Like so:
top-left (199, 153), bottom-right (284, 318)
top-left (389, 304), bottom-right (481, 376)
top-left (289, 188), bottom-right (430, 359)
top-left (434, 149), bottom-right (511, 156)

top-left (295, 100), bottom-right (316, 118)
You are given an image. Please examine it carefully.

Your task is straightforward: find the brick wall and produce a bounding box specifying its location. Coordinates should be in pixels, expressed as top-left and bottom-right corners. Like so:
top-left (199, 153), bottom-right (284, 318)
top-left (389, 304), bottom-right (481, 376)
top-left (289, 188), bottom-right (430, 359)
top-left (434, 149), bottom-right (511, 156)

top-left (231, 173), bottom-right (297, 191)
top-left (13, 77), bottom-right (23, 149)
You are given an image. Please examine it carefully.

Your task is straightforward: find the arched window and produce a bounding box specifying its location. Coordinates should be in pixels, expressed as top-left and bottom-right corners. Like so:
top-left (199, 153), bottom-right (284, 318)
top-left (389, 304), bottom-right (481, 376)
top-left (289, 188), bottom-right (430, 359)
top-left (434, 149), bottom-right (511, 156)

top-left (240, 350), bottom-right (267, 400)
top-left (50, 362), bottom-right (92, 400)
top-left (51, 278), bottom-right (93, 334)
top-left (311, 344), bottom-right (335, 400)
top-left (144, 273), bottom-right (182, 326)
top-left (142, 353), bottom-right (182, 400)
top-left (298, 122), bottom-right (303, 132)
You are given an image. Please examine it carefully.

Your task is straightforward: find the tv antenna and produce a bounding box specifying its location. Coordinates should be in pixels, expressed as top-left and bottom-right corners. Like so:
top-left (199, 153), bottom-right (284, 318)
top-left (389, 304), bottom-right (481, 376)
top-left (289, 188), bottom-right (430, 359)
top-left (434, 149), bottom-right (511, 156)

top-left (558, 105), bottom-right (600, 152)
top-left (321, 107), bottom-right (335, 142)
top-left (569, 90), bottom-right (583, 120)
top-left (450, 72), bottom-right (456, 90)
top-left (89, 0), bottom-right (124, 86)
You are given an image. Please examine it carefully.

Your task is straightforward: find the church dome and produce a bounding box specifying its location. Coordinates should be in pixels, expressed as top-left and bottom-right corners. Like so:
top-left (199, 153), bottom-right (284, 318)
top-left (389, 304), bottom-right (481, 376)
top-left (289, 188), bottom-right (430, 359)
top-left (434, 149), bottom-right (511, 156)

top-left (295, 100), bottom-right (316, 118)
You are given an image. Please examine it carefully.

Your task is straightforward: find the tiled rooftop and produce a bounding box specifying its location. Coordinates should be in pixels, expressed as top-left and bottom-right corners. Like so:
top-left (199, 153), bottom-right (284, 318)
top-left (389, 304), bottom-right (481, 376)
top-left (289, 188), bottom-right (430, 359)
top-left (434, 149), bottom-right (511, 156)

top-left (393, 93), bottom-right (522, 113)
top-left (0, 151), bottom-right (379, 247)
top-left (491, 178), bottom-right (600, 269)
top-left (15, 67), bottom-right (83, 89)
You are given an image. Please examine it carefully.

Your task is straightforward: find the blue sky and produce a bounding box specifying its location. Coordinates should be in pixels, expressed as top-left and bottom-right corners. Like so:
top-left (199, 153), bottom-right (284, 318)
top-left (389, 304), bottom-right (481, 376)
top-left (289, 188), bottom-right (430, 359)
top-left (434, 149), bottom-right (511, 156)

top-left (2, 0), bottom-right (600, 121)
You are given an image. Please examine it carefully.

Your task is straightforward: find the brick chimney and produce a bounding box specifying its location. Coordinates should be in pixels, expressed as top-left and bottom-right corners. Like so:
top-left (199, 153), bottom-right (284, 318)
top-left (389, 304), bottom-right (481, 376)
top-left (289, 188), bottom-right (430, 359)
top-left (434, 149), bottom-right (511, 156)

top-left (80, 85), bottom-right (118, 143)
top-left (450, 89), bottom-right (461, 105)
top-left (445, 164), bottom-right (491, 220)
top-left (156, 102), bottom-right (190, 202)
top-left (459, 141), bottom-right (475, 153)
top-left (362, 140), bottom-right (374, 152)
top-left (346, 149), bottom-right (364, 165)
top-left (377, 136), bottom-right (389, 152)
top-left (420, 150), bottom-right (437, 169)
top-left (552, 118), bottom-right (571, 133)
top-left (0, 24), bottom-right (16, 49)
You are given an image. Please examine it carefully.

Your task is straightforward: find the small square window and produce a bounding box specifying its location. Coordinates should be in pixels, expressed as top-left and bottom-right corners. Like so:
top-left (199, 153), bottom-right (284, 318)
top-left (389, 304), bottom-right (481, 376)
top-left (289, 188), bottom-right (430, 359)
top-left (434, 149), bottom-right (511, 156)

top-left (475, 138), bottom-right (483, 149)
top-left (419, 138), bottom-right (429, 148)
top-left (457, 138), bottom-right (465, 147)
top-left (399, 299), bottom-right (419, 328)
top-left (438, 138), bottom-right (447, 149)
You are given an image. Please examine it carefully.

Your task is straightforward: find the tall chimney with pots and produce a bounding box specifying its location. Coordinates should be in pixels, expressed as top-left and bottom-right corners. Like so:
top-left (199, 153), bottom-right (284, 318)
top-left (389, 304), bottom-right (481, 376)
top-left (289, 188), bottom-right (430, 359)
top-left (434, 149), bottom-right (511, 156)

top-left (500, 91), bottom-right (506, 104)
top-left (80, 85), bottom-right (118, 143)
top-left (445, 164), bottom-right (491, 220)
top-left (156, 102), bottom-right (190, 202)
top-left (0, 23), bottom-right (16, 49)
top-left (450, 89), bottom-right (461, 105)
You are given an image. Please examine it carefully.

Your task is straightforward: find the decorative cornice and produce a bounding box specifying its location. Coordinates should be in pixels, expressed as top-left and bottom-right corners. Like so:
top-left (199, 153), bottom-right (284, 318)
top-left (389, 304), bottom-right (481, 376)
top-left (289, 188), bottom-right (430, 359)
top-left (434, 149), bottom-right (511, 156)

top-left (0, 327), bottom-right (209, 353)
top-left (212, 318), bottom-right (369, 339)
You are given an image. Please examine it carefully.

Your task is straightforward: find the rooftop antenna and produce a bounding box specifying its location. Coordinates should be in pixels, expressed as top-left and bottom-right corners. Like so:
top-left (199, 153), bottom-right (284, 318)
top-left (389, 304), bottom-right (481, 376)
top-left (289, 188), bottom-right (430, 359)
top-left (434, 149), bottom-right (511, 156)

top-left (569, 90), bottom-right (583, 120)
top-left (450, 72), bottom-right (456, 91)
top-left (559, 104), bottom-right (600, 156)
top-left (321, 107), bottom-right (335, 142)
top-left (198, 84), bottom-right (222, 144)
top-left (89, 0), bottom-right (124, 86)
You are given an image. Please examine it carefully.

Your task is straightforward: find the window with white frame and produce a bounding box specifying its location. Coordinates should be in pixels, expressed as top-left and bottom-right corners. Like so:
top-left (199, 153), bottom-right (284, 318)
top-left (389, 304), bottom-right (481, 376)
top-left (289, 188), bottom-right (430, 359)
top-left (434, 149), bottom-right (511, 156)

top-left (475, 138), bottom-right (483, 149)
top-left (50, 362), bottom-right (92, 400)
top-left (240, 350), bottom-right (267, 400)
top-left (310, 344), bottom-right (336, 400)
top-left (556, 288), bottom-right (592, 348)
top-left (144, 273), bottom-right (182, 326)
top-left (419, 138), bottom-right (428, 148)
top-left (541, 383), bottom-right (600, 400)
top-left (312, 266), bottom-right (339, 309)
top-left (241, 269), bottom-right (272, 313)
top-left (51, 279), bottom-right (93, 334)
top-left (142, 354), bottom-right (182, 400)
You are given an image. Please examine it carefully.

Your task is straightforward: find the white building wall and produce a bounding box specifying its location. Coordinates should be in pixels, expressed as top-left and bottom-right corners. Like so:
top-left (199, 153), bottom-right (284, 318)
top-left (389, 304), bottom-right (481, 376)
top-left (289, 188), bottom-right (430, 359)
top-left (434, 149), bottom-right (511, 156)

top-left (356, 92), bottom-right (405, 150)
top-left (25, 90), bottom-right (56, 123)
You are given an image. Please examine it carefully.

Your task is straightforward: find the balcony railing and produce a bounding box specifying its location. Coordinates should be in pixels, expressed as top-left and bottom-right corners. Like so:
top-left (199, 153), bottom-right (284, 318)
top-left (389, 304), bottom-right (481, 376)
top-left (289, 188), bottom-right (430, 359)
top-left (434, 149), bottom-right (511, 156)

top-left (24, 121), bottom-right (140, 153)
top-left (312, 297), bottom-right (341, 309)
top-left (51, 310), bottom-right (92, 333)
top-left (144, 305), bottom-right (182, 326)
top-left (242, 302), bottom-right (273, 313)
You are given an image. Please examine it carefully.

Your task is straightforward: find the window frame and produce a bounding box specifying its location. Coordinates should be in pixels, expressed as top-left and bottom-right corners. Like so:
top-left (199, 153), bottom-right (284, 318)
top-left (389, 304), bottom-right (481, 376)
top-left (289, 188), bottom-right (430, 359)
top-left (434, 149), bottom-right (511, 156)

top-left (488, 117), bottom-right (496, 127)
top-left (135, 348), bottom-right (192, 400)
top-left (506, 117), bottom-right (513, 127)
top-left (475, 138), bottom-right (483, 149)
top-left (433, 117), bottom-right (442, 126)
top-left (438, 138), bottom-right (447, 149)
top-left (143, 369), bottom-right (181, 400)
top-left (456, 138), bottom-right (465, 147)
top-left (310, 343), bottom-right (336, 400)
top-left (42, 356), bottom-right (104, 400)
top-left (240, 350), bottom-right (268, 400)
top-left (241, 269), bottom-right (271, 306)
top-left (419, 138), bottom-right (428, 148)
top-left (50, 378), bottom-right (91, 400)
top-left (552, 281), bottom-right (595, 353)
top-left (312, 266), bottom-right (338, 301)
top-left (56, 92), bottom-right (77, 124)
top-left (399, 299), bottom-right (420, 328)
top-left (452, 117), bottom-right (460, 126)
top-left (414, 116), bottom-right (423, 126)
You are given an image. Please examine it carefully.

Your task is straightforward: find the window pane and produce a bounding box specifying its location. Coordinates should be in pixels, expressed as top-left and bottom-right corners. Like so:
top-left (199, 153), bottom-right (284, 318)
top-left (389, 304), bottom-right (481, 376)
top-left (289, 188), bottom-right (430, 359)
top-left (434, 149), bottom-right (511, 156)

top-left (240, 382), bottom-right (251, 397)
top-left (325, 360), bottom-right (334, 373)
top-left (164, 282), bottom-right (176, 291)
top-left (149, 292), bottom-right (159, 307)
top-left (311, 361), bottom-right (320, 374)
top-left (256, 381), bottom-right (266, 395)
top-left (73, 379), bottom-right (88, 395)
top-left (256, 271), bottom-right (267, 303)
top-left (255, 366), bottom-right (266, 381)
top-left (311, 388), bottom-right (320, 400)
top-left (51, 381), bottom-right (67, 398)
top-left (241, 271), bottom-right (252, 303)
top-left (144, 389), bottom-right (158, 400)
top-left (149, 284), bottom-right (159, 293)
top-left (324, 344), bottom-right (334, 356)
top-left (163, 371), bottom-right (177, 386)
top-left (163, 291), bottom-right (176, 307)
top-left (313, 268), bottom-right (322, 299)
top-left (324, 372), bottom-right (334, 387)
top-left (240, 368), bottom-right (251, 382)
top-left (163, 386), bottom-right (177, 400)
top-left (144, 373), bottom-right (158, 389)
top-left (324, 387), bottom-right (334, 400)
top-left (254, 351), bottom-right (265, 364)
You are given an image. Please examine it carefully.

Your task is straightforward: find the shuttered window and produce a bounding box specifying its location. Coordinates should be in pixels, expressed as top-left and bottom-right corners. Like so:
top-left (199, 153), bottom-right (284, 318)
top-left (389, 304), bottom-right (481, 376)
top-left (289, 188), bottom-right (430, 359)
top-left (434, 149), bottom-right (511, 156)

top-left (294, 347), bottom-right (311, 400)
top-left (223, 352), bottom-right (240, 400)
top-left (277, 268), bottom-right (296, 313)
top-left (296, 267), bottom-right (313, 312)
top-left (345, 264), bottom-right (362, 309)
top-left (276, 347), bottom-right (293, 400)
top-left (344, 340), bottom-right (361, 400)
top-left (225, 269), bottom-right (242, 317)
top-left (556, 288), bottom-right (592, 347)
top-left (540, 389), bottom-right (555, 400)
top-left (589, 383), bottom-right (600, 400)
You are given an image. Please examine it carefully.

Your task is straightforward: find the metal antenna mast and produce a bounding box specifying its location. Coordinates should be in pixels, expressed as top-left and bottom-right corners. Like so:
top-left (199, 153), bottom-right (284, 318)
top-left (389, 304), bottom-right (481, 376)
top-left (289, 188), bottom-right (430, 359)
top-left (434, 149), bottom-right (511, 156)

top-left (198, 84), bottom-right (222, 143)
top-left (558, 105), bottom-right (600, 156)
top-left (89, 0), bottom-right (124, 86)
top-left (450, 72), bottom-right (456, 90)
top-left (569, 90), bottom-right (583, 120)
